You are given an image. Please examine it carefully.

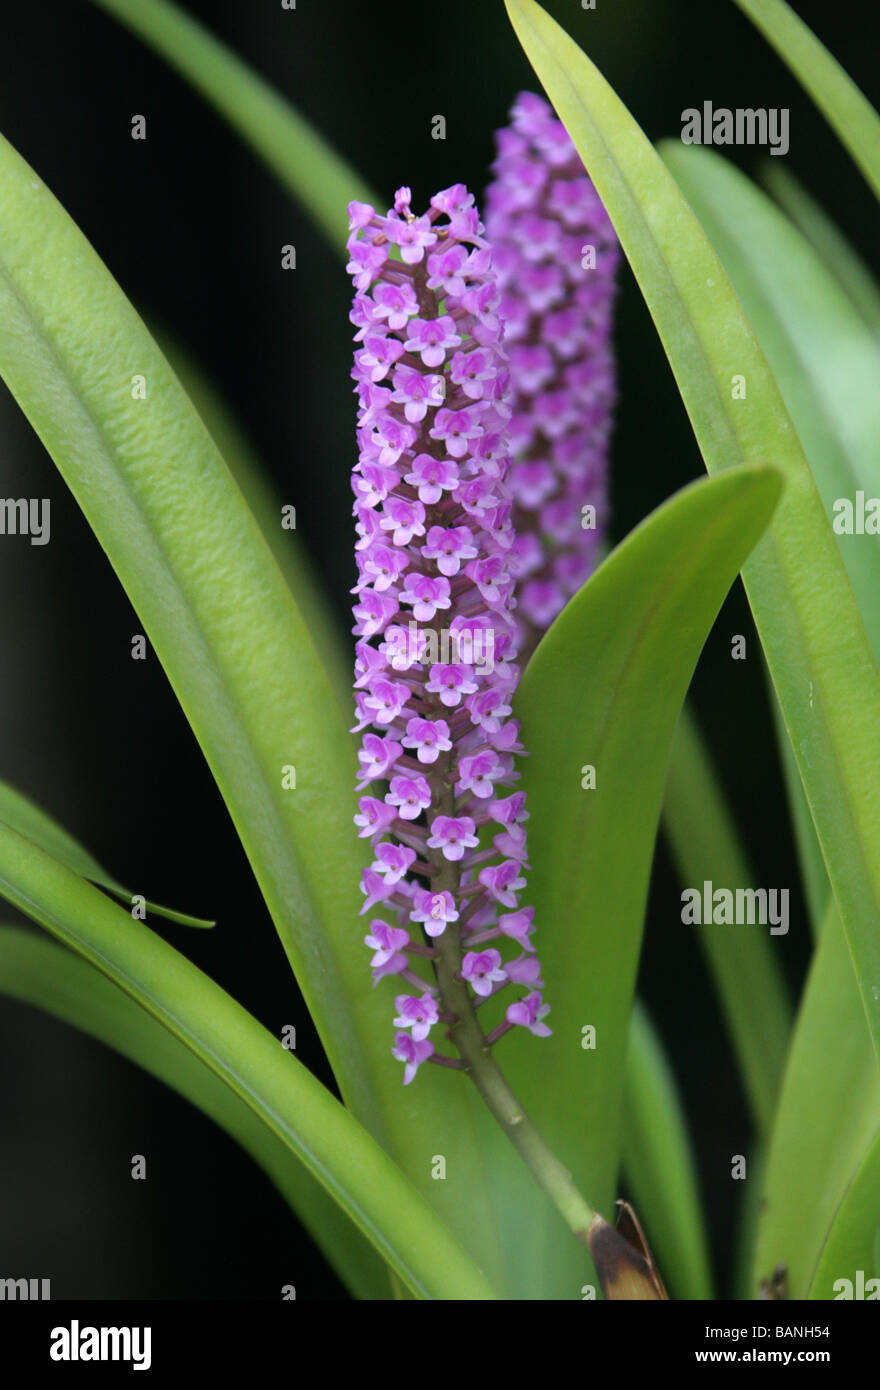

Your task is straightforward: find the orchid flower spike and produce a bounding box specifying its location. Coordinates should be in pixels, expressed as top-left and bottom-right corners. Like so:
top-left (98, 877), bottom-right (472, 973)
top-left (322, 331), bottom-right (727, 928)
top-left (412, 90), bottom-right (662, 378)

top-left (347, 183), bottom-right (550, 1084)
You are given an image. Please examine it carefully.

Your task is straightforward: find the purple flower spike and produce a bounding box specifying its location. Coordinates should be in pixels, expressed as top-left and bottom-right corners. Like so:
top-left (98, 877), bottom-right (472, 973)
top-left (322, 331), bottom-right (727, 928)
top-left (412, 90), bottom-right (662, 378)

top-left (347, 185), bottom-right (550, 1082)
top-left (485, 92), bottom-right (620, 650)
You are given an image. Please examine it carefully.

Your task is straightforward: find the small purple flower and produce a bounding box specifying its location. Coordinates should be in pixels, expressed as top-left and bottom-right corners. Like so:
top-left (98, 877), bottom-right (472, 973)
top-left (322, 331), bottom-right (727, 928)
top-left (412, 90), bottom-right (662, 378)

top-left (488, 792), bottom-right (529, 827)
top-left (354, 796), bottom-right (399, 839)
top-left (425, 662), bottom-right (479, 707)
top-left (347, 239), bottom-right (387, 291)
top-left (359, 867), bottom-right (396, 914)
top-left (371, 951), bottom-right (408, 984)
top-left (505, 954), bottom-right (544, 988)
top-left (355, 334), bottom-right (406, 383)
top-left (458, 750), bottom-right (505, 799)
top-left (353, 461), bottom-right (395, 508)
top-left (426, 815), bottom-right (479, 862)
top-left (399, 573), bottom-right (452, 622)
top-left (372, 280), bottom-right (419, 330)
top-left (406, 315), bottom-right (462, 368)
top-left (494, 821), bottom-right (529, 863)
top-left (356, 733), bottom-right (403, 787)
top-left (363, 678), bottom-right (411, 726)
top-left (430, 406), bottom-right (483, 459)
top-left (404, 454), bottom-right (459, 505)
top-left (380, 497), bottom-right (426, 547)
top-left (393, 992), bottom-right (440, 1042)
top-left (449, 347), bottom-right (497, 401)
top-left (466, 688), bottom-right (512, 734)
top-left (402, 717), bottom-right (453, 765)
top-left (392, 1032), bottom-right (435, 1085)
top-left (386, 774), bottom-right (432, 820)
top-left (371, 414), bottom-right (417, 467)
top-left (421, 525), bottom-right (478, 576)
top-left (410, 888), bottom-right (459, 937)
top-left (479, 860), bottom-right (527, 909)
top-left (506, 991), bottom-right (552, 1037)
top-left (365, 920), bottom-right (410, 966)
top-left (387, 214), bottom-right (438, 264)
top-left (392, 369), bottom-right (446, 424)
top-left (357, 543), bottom-right (409, 594)
top-left (426, 244), bottom-right (469, 296)
top-left (461, 949), bottom-right (507, 997)
top-left (373, 841), bottom-right (417, 885)
top-left (352, 589), bottom-right (398, 640)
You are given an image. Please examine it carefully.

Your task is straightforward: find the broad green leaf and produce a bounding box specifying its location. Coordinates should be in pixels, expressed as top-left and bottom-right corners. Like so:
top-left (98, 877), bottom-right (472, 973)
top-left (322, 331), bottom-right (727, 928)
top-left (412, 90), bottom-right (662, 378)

top-left (753, 902), bottom-right (880, 1298)
top-left (0, 128), bottom-right (519, 1290)
top-left (622, 1002), bottom-right (713, 1300)
top-left (761, 162), bottom-right (880, 340)
top-left (0, 777), bottom-right (214, 929)
top-left (0, 925), bottom-right (386, 1300)
top-left (809, 1123), bottom-right (880, 1299)
top-left (0, 823), bottom-right (497, 1300)
top-left (505, 0), bottom-right (880, 1066)
top-left (732, 0), bottom-right (880, 204)
top-left (154, 328), bottom-right (351, 717)
top-left (769, 678), bottom-right (830, 938)
top-left (663, 707), bottom-right (792, 1134)
top-left (657, 147), bottom-right (875, 936)
top-left (89, 0), bottom-right (374, 245)
top-left (661, 144), bottom-right (880, 666)
top-left (653, 141), bottom-right (880, 1270)
top-left (0, 125), bottom-right (378, 1112)
top-left (502, 463), bottom-right (782, 1295)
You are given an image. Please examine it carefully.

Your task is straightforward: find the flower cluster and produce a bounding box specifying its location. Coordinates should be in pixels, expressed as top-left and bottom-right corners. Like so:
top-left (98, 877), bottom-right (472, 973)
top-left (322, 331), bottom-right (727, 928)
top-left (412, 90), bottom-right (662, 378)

top-left (485, 91), bottom-right (620, 646)
top-left (347, 184), bottom-right (550, 1084)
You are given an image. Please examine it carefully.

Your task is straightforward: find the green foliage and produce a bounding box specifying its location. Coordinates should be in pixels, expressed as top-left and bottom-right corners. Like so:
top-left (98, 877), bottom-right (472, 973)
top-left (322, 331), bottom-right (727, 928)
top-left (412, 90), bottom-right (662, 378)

top-left (505, 0), bottom-right (880, 1071)
top-left (0, 825), bottom-right (497, 1299)
top-left (0, 0), bottom-right (876, 1302)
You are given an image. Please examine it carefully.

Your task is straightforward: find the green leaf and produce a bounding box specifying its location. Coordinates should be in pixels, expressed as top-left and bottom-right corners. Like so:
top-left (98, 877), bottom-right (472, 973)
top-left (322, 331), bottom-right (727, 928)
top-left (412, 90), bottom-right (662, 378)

top-left (501, 463), bottom-right (782, 1295)
top-left (0, 124), bottom-right (378, 1110)
top-left (0, 925), bottom-right (387, 1300)
top-left (622, 1002), bottom-right (713, 1300)
top-left (658, 144), bottom-right (880, 941)
top-left (152, 326), bottom-right (351, 717)
top-left (808, 1123), bottom-right (880, 1299)
top-left (0, 823), bottom-right (497, 1300)
top-left (0, 777), bottom-right (214, 929)
top-left (89, 0), bottom-right (376, 245)
top-left (660, 144), bottom-right (880, 666)
top-left (761, 162), bottom-right (880, 340)
top-left (505, 0), bottom-right (880, 1066)
top-left (753, 902), bottom-right (880, 1298)
top-left (768, 676), bottom-right (830, 938)
top-left (0, 125), bottom-right (537, 1297)
top-left (663, 707), bottom-right (792, 1134)
top-left (731, 0), bottom-right (880, 204)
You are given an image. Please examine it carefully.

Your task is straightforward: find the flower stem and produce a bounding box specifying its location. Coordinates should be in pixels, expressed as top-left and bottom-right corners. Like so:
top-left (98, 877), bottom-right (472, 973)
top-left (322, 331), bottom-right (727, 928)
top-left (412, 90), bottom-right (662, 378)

top-left (432, 919), bottom-right (596, 1244)
top-left (433, 909), bottom-right (666, 1298)
top-left (427, 752), bottom-right (596, 1250)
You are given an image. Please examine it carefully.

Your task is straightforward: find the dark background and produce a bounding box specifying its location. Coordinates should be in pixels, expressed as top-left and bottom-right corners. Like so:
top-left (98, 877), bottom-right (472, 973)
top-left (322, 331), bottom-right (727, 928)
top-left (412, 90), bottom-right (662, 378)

top-left (0, 0), bottom-right (876, 1299)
